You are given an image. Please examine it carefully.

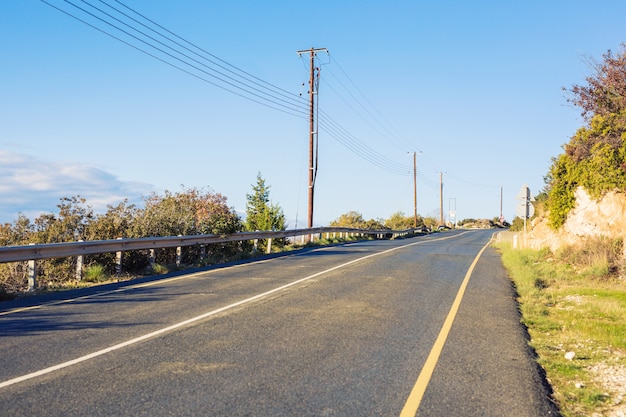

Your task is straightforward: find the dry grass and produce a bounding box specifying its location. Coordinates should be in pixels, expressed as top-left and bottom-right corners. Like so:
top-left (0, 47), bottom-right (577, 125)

top-left (496, 236), bottom-right (626, 417)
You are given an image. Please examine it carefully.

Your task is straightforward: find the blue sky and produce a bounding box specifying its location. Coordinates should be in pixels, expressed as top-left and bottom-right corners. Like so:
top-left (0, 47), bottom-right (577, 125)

top-left (2, 1), bottom-right (626, 227)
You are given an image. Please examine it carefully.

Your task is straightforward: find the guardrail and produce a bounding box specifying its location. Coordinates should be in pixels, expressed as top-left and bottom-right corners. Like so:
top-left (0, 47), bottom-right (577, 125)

top-left (0, 226), bottom-right (424, 290)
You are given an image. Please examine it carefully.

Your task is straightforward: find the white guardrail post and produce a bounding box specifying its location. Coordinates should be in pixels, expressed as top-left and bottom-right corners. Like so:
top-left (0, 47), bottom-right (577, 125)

top-left (28, 243), bottom-right (36, 291)
top-left (149, 249), bottom-right (156, 269)
top-left (76, 240), bottom-right (84, 281)
top-left (176, 235), bottom-right (182, 267)
top-left (115, 237), bottom-right (123, 277)
top-left (266, 238), bottom-right (272, 254)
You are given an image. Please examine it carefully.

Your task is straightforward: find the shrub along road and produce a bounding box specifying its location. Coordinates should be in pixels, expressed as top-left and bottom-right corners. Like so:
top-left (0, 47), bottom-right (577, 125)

top-left (0, 230), bottom-right (558, 416)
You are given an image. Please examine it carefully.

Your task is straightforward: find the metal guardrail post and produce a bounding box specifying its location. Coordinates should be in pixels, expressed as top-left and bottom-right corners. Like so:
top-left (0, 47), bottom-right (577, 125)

top-left (149, 249), bottom-right (155, 269)
top-left (76, 239), bottom-right (84, 281)
top-left (115, 237), bottom-right (122, 277)
top-left (28, 243), bottom-right (36, 291)
top-left (266, 238), bottom-right (272, 254)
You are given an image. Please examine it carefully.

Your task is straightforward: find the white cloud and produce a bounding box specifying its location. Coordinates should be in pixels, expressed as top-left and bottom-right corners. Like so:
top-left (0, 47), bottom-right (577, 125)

top-left (0, 150), bottom-right (154, 223)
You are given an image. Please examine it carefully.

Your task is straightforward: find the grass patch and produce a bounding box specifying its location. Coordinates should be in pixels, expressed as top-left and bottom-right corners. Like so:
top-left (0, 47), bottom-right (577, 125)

top-left (151, 263), bottom-right (170, 275)
top-left (84, 264), bottom-right (109, 283)
top-left (496, 236), bottom-right (626, 417)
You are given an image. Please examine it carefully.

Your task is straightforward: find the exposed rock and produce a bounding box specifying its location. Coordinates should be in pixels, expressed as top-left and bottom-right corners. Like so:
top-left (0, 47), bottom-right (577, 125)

top-left (525, 187), bottom-right (626, 255)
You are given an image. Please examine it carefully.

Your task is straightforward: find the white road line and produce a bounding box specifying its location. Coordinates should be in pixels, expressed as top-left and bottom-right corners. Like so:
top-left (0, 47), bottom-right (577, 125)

top-left (0, 255), bottom-right (280, 317)
top-left (0, 233), bottom-right (467, 389)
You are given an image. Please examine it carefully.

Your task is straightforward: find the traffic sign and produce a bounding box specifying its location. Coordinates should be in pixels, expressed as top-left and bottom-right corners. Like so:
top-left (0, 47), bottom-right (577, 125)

top-left (515, 184), bottom-right (535, 219)
top-left (515, 202), bottom-right (535, 219)
top-left (516, 185), bottom-right (535, 201)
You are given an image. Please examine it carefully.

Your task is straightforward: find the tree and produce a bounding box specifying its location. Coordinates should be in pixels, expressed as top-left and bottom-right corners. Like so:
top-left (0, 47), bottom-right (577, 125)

top-left (330, 211), bottom-right (366, 228)
top-left (32, 196), bottom-right (94, 244)
top-left (565, 44), bottom-right (626, 121)
top-left (384, 211), bottom-right (420, 230)
top-left (546, 45), bottom-right (626, 228)
top-left (245, 173), bottom-right (286, 251)
top-left (329, 211), bottom-right (385, 230)
top-left (135, 187), bottom-right (243, 264)
top-left (245, 173), bottom-right (286, 232)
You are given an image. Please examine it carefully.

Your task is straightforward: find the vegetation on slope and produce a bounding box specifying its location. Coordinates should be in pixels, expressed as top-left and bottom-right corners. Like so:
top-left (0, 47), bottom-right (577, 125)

top-left (546, 45), bottom-right (626, 228)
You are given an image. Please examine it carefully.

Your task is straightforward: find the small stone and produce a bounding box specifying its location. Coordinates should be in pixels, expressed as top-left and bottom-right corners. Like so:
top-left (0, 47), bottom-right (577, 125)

top-left (565, 351), bottom-right (576, 360)
top-left (575, 382), bottom-right (585, 388)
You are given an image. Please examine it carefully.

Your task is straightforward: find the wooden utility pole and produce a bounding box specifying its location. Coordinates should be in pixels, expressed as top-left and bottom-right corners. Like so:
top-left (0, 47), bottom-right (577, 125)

top-left (296, 47), bottom-right (327, 229)
top-left (439, 172), bottom-right (444, 226)
top-left (412, 152), bottom-right (417, 227)
top-left (500, 186), bottom-right (503, 223)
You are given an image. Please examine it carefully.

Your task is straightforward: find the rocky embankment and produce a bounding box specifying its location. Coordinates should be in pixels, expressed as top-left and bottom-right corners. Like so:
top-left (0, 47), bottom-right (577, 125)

top-left (525, 187), bottom-right (626, 256)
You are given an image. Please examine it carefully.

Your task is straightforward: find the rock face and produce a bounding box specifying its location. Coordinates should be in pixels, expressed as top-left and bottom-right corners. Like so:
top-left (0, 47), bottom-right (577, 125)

top-left (525, 187), bottom-right (626, 254)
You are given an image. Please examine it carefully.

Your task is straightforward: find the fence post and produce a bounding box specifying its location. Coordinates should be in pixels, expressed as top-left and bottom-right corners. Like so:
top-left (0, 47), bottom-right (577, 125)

top-left (266, 238), bottom-right (272, 254)
top-left (28, 243), bottom-right (36, 291)
top-left (76, 239), bottom-right (83, 281)
top-left (115, 237), bottom-right (123, 277)
top-left (176, 235), bottom-right (182, 267)
top-left (200, 245), bottom-right (206, 262)
top-left (149, 249), bottom-right (155, 270)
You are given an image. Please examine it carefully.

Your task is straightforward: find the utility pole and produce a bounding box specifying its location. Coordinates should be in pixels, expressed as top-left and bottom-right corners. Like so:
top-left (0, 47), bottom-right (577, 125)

top-left (500, 186), bottom-right (503, 223)
top-left (297, 47), bottom-right (327, 229)
top-left (439, 172), bottom-right (444, 226)
top-left (411, 152), bottom-right (417, 227)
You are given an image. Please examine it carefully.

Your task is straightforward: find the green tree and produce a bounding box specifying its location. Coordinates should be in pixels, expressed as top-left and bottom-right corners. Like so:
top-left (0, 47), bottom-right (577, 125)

top-left (135, 187), bottom-right (243, 265)
top-left (245, 174), bottom-right (286, 251)
top-left (245, 173), bottom-right (286, 232)
top-left (0, 215), bottom-right (34, 294)
top-left (330, 211), bottom-right (385, 230)
top-left (384, 211), bottom-right (420, 230)
top-left (32, 196), bottom-right (94, 244)
top-left (330, 211), bottom-right (366, 228)
top-left (25, 196), bottom-right (95, 288)
top-left (546, 45), bottom-right (626, 229)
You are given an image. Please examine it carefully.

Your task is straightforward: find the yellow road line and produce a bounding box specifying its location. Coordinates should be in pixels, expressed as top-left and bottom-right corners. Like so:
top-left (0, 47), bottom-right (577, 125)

top-left (399, 236), bottom-right (493, 417)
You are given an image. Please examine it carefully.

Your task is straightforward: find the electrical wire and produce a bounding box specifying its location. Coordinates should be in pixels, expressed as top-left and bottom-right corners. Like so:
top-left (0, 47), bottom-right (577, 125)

top-left (41, 0), bottom-right (309, 118)
top-left (40, 0), bottom-right (414, 178)
top-left (325, 53), bottom-right (415, 152)
top-left (318, 111), bottom-right (412, 176)
top-left (105, 0), bottom-right (307, 111)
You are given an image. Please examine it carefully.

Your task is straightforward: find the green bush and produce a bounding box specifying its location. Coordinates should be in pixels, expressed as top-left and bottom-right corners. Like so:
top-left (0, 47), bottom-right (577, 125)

top-left (84, 264), bottom-right (108, 283)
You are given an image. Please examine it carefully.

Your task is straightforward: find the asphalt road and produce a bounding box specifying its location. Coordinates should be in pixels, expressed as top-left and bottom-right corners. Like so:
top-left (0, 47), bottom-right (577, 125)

top-left (0, 229), bottom-right (559, 416)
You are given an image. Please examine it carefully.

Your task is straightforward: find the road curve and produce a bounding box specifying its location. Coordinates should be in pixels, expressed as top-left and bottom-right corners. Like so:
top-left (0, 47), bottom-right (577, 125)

top-left (0, 229), bottom-right (558, 416)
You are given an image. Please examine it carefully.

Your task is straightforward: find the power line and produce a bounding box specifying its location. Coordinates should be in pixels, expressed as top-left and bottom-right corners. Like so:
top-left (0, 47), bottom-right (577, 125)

top-left (105, 0), bottom-right (307, 110)
top-left (40, 0), bottom-right (414, 178)
top-left (325, 53), bottom-right (414, 152)
top-left (41, 0), bottom-right (309, 117)
top-left (318, 111), bottom-right (412, 176)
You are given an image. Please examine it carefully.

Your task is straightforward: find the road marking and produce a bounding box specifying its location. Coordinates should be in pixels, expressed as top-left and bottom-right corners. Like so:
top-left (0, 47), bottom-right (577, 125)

top-left (0, 233), bottom-right (466, 389)
top-left (399, 235), bottom-right (493, 417)
top-left (0, 232), bottom-right (466, 317)
top-left (0, 257), bottom-right (281, 317)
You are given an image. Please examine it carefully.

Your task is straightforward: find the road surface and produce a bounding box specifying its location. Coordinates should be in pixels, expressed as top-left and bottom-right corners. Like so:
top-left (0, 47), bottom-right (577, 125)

top-left (0, 229), bottom-right (558, 416)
